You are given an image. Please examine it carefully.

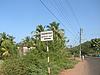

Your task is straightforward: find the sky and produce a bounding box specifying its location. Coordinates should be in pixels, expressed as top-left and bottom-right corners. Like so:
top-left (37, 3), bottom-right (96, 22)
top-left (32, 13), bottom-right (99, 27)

top-left (0, 0), bottom-right (100, 46)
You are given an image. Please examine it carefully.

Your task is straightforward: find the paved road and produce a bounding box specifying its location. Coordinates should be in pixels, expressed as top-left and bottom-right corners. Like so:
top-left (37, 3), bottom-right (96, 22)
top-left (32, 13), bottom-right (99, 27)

top-left (60, 57), bottom-right (100, 75)
top-left (86, 57), bottom-right (100, 75)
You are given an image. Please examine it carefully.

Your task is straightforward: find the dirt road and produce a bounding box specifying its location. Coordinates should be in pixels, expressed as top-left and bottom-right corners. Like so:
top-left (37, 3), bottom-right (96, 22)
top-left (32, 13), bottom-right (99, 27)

top-left (59, 60), bottom-right (89, 75)
top-left (59, 57), bottom-right (100, 75)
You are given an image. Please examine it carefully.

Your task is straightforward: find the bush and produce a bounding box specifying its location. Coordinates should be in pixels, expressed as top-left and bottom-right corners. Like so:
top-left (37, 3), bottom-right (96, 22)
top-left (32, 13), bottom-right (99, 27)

top-left (2, 48), bottom-right (78, 75)
top-left (3, 58), bottom-right (27, 75)
top-left (2, 49), bottom-right (48, 75)
top-left (1, 22), bottom-right (78, 75)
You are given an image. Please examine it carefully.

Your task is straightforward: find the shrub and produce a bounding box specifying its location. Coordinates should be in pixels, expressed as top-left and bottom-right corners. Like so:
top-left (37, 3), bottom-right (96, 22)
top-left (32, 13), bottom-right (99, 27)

top-left (2, 48), bottom-right (78, 75)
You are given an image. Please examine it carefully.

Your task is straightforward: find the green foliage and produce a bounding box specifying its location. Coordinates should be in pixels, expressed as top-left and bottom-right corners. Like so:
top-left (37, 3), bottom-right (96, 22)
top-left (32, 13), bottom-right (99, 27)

top-left (2, 49), bottom-right (47, 75)
top-left (70, 38), bottom-right (100, 56)
top-left (2, 22), bottom-right (77, 75)
top-left (69, 48), bottom-right (79, 57)
top-left (2, 48), bottom-right (77, 75)
top-left (91, 38), bottom-right (100, 51)
top-left (0, 32), bottom-right (18, 59)
top-left (21, 36), bottom-right (35, 47)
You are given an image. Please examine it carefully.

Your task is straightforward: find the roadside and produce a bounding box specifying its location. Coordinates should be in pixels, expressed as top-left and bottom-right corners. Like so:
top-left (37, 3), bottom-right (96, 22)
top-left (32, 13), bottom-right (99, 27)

top-left (59, 60), bottom-right (89, 75)
top-left (0, 60), bottom-right (4, 75)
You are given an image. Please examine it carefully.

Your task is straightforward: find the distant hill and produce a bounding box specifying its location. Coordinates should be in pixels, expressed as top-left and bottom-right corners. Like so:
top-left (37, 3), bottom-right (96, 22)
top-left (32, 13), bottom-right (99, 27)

top-left (70, 38), bottom-right (100, 56)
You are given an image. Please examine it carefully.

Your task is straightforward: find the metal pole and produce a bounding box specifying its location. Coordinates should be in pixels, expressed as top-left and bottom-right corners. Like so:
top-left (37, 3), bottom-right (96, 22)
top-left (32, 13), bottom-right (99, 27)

top-left (47, 42), bottom-right (50, 75)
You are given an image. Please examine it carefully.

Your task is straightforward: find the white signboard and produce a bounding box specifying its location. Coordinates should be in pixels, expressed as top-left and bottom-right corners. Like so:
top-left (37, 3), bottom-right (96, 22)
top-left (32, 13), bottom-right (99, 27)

top-left (41, 31), bottom-right (53, 41)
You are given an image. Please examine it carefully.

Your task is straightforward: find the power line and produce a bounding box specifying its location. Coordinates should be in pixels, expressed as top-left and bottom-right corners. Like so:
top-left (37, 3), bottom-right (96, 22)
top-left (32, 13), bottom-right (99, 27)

top-left (54, 0), bottom-right (80, 32)
top-left (53, 0), bottom-right (78, 35)
top-left (68, 31), bottom-right (80, 47)
top-left (39, 0), bottom-right (77, 37)
top-left (40, 0), bottom-right (81, 47)
top-left (49, 0), bottom-right (79, 36)
top-left (53, 0), bottom-right (81, 44)
top-left (65, 0), bottom-right (81, 28)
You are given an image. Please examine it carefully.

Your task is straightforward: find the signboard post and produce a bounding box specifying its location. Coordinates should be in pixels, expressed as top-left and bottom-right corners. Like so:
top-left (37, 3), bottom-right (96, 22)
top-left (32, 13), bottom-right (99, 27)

top-left (40, 31), bottom-right (53, 75)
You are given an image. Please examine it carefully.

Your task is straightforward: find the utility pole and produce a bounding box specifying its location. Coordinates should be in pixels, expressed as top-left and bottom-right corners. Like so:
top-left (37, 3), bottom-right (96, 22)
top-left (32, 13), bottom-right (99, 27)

top-left (79, 28), bottom-right (82, 59)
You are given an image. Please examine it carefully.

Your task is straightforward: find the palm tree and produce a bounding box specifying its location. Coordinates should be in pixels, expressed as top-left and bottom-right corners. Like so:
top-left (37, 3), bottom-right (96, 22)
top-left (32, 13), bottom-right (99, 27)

top-left (47, 22), bottom-right (64, 39)
top-left (35, 25), bottom-right (45, 40)
top-left (47, 22), bottom-right (66, 51)
top-left (21, 36), bottom-right (36, 48)
top-left (91, 38), bottom-right (100, 52)
top-left (7, 35), bottom-right (15, 43)
top-left (36, 25), bottom-right (44, 32)
top-left (31, 25), bottom-right (45, 40)
top-left (31, 25), bottom-right (46, 51)
top-left (0, 32), bottom-right (8, 41)
top-left (0, 32), bottom-right (16, 58)
top-left (22, 36), bottom-right (30, 47)
top-left (0, 32), bottom-right (15, 43)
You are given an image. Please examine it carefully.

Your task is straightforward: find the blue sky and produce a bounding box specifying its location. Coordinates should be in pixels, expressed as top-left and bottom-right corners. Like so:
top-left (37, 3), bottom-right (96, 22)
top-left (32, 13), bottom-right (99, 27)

top-left (0, 0), bottom-right (100, 46)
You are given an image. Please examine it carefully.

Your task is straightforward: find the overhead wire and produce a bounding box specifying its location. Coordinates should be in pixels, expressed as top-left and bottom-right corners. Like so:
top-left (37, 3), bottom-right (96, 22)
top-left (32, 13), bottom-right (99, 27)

top-left (71, 32), bottom-right (80, 46)
top-left (40, 0), bottom-right (81, 46)
top-left (65, 0), bottom-right (81, 28)
top-left (50, 0), bottom-right (80, 43)
top-left (53, 0), bottom-right (78, 35)
top-left (40, 0), bottom-right (78, 37)
top-left (63, 0), bottom-right (82, 45)
top-left (54, 0), bottom-right (79, 36)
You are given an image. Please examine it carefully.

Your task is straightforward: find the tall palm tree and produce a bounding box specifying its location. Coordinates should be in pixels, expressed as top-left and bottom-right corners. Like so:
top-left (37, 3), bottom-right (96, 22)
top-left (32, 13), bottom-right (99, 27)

top-left (0, 32), bottom-right (15, 42)
top-left (21, 36), bottom-right (35, 48)
top-left (46, 22), bottom-right (66, 51)
top-left (47, 22), bottom-right (64, 39)
top-left (0, 32), bottom-right (15, 58)
top-left (36, 25), bottom-right (44, 32)
top-left (31, 25), bottom-right (45, 50)
top-left (22, 36), bottom-right (30, 47)
top-left (31, 25), bottom-right (45, 40)
top-left (7, 35), bottom-right (15, 43)
top-left (91, 38), bottom-right (100, 51)
top-left (0, 32), bottom-right (8, 41)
